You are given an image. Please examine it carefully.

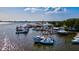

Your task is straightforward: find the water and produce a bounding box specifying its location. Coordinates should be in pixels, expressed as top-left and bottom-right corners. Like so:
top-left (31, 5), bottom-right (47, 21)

top-left (0, 22), bottom-right (78, 51)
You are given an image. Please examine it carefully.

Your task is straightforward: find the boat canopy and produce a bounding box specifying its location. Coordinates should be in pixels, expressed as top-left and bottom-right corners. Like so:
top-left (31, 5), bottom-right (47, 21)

top-left (43, 23), bottom-right (53, 26)
top-left (75, 33), bottom-right (79, 37)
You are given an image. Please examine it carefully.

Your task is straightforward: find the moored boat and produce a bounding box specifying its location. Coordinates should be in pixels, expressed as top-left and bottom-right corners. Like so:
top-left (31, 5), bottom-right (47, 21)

top-left (57, 27), bottom-right (68, 35)
top-left (32, 34), bottom-right (54, 45)
top-left (16, 25), bottom-right (29, 34)
top-left (16, 28), bottom-right (29, 34)
top-left (40, 37), bottom-right (54, 45)
top-left (72, 33), bottom-right (79, 44)
top-left (32, 36), bottom-right (44, 43)
top-left (57, 30), bottom-right (68, 34)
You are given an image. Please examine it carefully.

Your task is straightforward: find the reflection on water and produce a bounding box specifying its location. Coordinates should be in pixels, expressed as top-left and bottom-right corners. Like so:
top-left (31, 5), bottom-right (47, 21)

top-left (33, 43), bottom-right (54, 51)
top-left (2, 35), bottom-right (18, 51)
top-left (0, 22), bottom-right (79, 51)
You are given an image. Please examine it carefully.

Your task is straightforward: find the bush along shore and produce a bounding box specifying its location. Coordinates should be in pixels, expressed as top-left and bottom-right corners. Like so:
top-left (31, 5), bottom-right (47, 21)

top-left (48, 18), bottom-right (79, 32)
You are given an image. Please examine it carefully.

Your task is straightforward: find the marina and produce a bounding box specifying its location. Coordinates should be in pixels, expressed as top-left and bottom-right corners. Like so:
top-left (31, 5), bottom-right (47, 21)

top-left (0, 22), bottom-right (79, 51)
top-left (0, 7), bottom-right (79, 51)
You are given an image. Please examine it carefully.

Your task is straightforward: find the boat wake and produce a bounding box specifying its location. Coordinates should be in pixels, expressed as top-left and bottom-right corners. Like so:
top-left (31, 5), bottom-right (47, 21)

top-left (1, 33), bottom-right (19, 51)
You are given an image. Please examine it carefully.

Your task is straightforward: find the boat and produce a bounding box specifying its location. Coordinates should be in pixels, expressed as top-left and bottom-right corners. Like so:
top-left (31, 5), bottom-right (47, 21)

top-left (57, 30), bottom-right (68, 34)
top-left (40, 37), bottom-right (54, 45)
top-left (33, 22), bottom-right (53, 31)
top-left (72, 33), bottom-right (79, 44)
top-left (16, 26), bottom-right (23, 31)
top-left (57, 27), bottom-right (68, 35)
top-left (16, 28), bottom-right (29, 34)
top-left (32, 36), bottom-right (43, 43)
top-left (53, 27), bottom-right (60, 32)
top-left (42, 23), bottom-right (53, 31)
top-left (32, 35), bottom-right (54, 45)
top-left (16, 26), bottom-right (29, 34)
top-left (32, 27), bottom-right (41, 31)
top-left (32, 22), bottom-right (54, 45)
top-left (22, 24), bottom-right (32, 28)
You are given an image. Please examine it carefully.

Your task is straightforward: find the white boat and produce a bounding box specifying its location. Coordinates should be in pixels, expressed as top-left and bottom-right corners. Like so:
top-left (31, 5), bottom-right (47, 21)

top-left (57, 30), bottom-right (68, 34)
top-left (16, 26), bottom-right (29, 34)
top-left (57, 28), bottom-right (68, 35)
top-left (32, 36), bottom-right (44, 43)
top-left (40, 37), bottom-right (54, 45)
top-left (72, 33), bottom-right (79, 44)
top-left (53, 27), bottom-right (60, 30)
top-left (22, 24), bottom-right (32, 28)
top-left (32, 35), bottom-right (54, 45)
top-left (16, 28), bottom-right (29, 34)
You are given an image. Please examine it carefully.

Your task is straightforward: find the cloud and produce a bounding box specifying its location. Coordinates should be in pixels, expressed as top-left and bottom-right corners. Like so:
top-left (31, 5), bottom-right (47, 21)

top-left (44, 7), bottom-right (50, 11)
top-left (24, 7), bottom-right (44, 13)
top-left (24, 7), bottom-right (67, 15)
top-left (24, 8), bottom-right (31, 11)
top-left (53, 7), bottom-right (61, 13)
top-left (44, 7), bottom-right (56, 11)
top-left (45, 7), bottom-right (67, 14)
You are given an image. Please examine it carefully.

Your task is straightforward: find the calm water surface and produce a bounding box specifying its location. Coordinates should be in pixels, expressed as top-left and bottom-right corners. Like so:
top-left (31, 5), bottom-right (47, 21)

top-left (0, 22), bottom-right (78, 51)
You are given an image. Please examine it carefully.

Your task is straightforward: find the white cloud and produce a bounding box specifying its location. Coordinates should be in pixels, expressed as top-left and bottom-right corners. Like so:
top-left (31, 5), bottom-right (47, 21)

top-left (31, 8), bottom-right (38, 13)
top-left (24, 7), bottom-right (67, 15)
top-left (24, 7), bottom-right (43, 13)
top-left (44, 7), bottom-right (57, 11)
top-left (45, 7), bottom-right (67, 14)
top-left (44, 7), bottom-right (50, 11)
top-left (24, 8), bottom-right (31, 11)
top-left (53, 7), bottom-right (61, 13)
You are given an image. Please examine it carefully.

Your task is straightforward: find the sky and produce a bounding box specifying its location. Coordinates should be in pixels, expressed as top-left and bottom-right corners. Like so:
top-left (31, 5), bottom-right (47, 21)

top-left (0, 7), bottom-right (79, 21)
